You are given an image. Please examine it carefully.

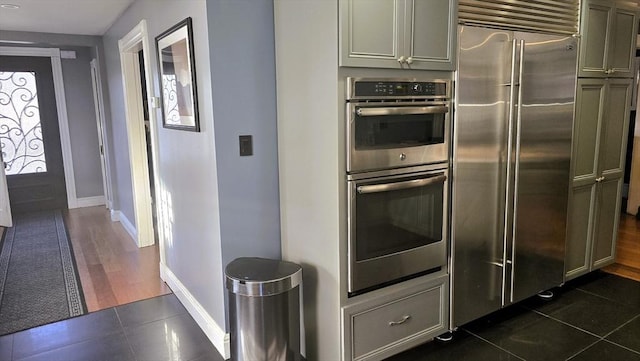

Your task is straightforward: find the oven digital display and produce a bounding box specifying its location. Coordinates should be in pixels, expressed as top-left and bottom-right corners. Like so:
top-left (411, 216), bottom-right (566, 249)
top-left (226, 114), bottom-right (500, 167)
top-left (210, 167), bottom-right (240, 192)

top-left (354, 81), bottom-right (445, 97)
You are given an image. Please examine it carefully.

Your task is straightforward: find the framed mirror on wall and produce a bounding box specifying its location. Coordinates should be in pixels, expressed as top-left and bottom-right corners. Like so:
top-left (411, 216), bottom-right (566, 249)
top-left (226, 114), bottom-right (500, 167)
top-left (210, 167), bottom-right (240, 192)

top-left (156, 17), bottom-right (199, 132)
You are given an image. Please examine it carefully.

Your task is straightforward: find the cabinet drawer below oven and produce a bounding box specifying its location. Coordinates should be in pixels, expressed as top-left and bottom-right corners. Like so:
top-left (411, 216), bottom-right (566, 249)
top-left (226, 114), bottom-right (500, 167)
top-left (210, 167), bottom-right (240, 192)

top-left (342, 274), bottom-right (449, 361)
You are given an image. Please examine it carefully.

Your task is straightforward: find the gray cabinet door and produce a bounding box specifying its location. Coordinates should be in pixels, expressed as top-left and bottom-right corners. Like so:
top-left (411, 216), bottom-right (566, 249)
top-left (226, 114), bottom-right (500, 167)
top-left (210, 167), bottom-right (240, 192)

top-left (572, 79), bottom-right (605, 184)
top-left (579, 0), bottom-right (612, 77)
top-left (340, 0), bottom-right (405, 68)
top-left (599, 79), bottom-right (632, 177)
top-left (566, 184), bottom-right (597, 279)
top-left (607, 4), bottom-right (639, 78)
top-left (566, 79), bottom-right (605, 280)
top-left (592, 177), bottom-right (622, 267)
top-left (579, 0), bottom-right (639, 78)
top-left (404, 0), bottom-right (456, 70)
top-left (566, 78), bottom-right (632, 278)
top-left (589, 79), bottom-right (631, 268)
top-left (339, 0), bottom-right (456, 70)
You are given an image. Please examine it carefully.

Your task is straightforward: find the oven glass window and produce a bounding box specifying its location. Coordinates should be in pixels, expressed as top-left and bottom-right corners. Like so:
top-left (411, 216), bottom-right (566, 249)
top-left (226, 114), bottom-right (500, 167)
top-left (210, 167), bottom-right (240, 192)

top-left (354, 112), bottom-right (445, 150)
top-left (355, 176), bottom-right (444, 261)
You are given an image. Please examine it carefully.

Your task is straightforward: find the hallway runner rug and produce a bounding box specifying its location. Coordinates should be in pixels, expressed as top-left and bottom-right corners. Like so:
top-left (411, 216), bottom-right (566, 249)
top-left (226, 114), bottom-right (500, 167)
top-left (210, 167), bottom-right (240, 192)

top-left (0, 210), bottom-right (86, 335)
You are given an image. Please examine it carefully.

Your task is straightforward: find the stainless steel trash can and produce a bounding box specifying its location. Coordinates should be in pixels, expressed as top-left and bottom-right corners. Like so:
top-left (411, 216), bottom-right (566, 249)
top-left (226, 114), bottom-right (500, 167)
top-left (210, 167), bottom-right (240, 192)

top-left (226, 257), bottom-right (303, 361)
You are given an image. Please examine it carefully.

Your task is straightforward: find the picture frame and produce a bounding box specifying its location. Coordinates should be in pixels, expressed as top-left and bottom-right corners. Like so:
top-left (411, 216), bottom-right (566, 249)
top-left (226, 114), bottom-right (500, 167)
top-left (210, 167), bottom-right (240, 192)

top-left (156, 17), bottom-right (200, 131)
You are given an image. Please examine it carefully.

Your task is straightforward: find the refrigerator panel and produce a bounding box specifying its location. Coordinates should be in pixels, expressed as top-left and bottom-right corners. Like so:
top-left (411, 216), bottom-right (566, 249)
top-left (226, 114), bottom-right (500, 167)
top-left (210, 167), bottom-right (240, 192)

top-left (510, 32), bottom-right (577, 303)
top-left (452, 25), bottom-right (513, 327)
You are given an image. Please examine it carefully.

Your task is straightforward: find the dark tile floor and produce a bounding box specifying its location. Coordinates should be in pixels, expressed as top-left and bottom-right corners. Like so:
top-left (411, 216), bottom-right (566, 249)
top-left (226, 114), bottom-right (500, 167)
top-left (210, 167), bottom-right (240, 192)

top-left (389, 271), bottom-right (640, 361)
top-left (0, 293), bottom-right (224, 361)
top-left (0, 271), bottom-right (638, 361)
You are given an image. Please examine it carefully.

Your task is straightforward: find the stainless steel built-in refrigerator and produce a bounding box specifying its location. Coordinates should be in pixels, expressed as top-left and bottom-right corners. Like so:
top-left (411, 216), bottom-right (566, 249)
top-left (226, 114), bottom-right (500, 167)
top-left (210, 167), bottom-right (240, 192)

top-left (451, 25), bottom-right (578, 327)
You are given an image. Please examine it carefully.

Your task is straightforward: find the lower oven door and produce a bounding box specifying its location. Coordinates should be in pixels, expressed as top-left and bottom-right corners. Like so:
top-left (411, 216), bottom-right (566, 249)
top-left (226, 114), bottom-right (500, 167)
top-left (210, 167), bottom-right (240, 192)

top-left (348, 167), bottom-right (448, 295)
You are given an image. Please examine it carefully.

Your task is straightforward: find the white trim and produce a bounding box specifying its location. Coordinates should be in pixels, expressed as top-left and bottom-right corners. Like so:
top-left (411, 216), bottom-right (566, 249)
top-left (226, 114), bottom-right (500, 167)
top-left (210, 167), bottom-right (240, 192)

top-left (0, 46), bottom-right (78, 209)
top-left (50, 54), bottom-right (77, 208)
top-left (75, 196), bottom-right (106, 208)
top-left (110, 209), bottom-right (119, 222)
top-left (160, 263), bottom-right (230, 360)
top-left (0, 150), bottom-right (12, 227)
top-left (118, 20), bottom-right (160, 249)
top-left (0, 46), bottom-right (58, 57)
top-left (90, 58), bottom-right (114, 210)
top-left (110, 210), bottom-right (138, 242)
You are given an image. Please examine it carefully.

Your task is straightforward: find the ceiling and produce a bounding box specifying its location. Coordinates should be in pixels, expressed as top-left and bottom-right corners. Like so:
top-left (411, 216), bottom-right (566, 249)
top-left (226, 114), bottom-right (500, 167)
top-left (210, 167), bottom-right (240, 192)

top-left (0, 0), bottom-right (134, 36)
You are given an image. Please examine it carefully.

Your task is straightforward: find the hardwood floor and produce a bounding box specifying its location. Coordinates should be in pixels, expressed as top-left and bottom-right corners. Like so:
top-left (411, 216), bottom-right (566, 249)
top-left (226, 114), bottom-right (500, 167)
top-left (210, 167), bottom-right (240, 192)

top-left (63, 206), bottom-right (171, 312)
top-left (604, 213), bottom-right (640, 282)
top-left (6, 206), bottom-right (638, 310)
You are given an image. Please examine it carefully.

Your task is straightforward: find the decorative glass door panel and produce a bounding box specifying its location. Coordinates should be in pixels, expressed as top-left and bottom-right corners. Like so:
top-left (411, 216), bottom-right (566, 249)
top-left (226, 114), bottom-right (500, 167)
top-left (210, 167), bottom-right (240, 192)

top-left (0, 55), bottom-right (67, 212)
top-left (0, 71), bottom-right (47, 175)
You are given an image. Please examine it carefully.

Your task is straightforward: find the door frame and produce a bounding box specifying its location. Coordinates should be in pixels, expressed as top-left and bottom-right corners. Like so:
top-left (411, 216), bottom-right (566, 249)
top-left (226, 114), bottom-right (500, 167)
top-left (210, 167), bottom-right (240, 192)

top-left (0, 46), bottom-right (78, 209)
top-left (118, 20), bottom-right (162, 250)
top-left (90, 58), bottom-right (114, 210)
top-left (627, 57), bottom-right (640, 215)
top-left (0, 149), bottom-right (12, 227)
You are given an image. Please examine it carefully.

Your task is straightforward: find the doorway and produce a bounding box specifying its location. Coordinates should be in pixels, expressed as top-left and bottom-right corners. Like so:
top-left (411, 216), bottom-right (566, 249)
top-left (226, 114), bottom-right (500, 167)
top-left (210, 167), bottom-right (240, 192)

top-left (118, 20), bottom-right (161, 250)
top-left (0, 56), bottom-right (67, 212)
top-left (138, 49), bottom-right (157, 232)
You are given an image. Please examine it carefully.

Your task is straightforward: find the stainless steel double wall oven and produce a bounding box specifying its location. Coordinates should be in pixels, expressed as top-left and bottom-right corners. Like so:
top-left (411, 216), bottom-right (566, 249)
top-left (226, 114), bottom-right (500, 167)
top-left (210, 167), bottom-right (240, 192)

top-left (346, 78), bottom-right (451, 295)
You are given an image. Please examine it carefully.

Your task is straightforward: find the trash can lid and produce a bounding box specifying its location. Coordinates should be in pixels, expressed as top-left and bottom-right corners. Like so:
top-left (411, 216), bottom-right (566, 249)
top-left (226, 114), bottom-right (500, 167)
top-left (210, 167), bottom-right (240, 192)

top-left (225, 257), bottom-right (302, 297)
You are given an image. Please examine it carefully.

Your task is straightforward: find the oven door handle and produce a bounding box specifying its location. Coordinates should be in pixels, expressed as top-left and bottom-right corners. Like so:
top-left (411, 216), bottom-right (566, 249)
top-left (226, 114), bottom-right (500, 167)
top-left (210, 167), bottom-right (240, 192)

top-left (356, 105), bottom-right (449, 117)
top-left (357, 174), bottom-right (446, 194)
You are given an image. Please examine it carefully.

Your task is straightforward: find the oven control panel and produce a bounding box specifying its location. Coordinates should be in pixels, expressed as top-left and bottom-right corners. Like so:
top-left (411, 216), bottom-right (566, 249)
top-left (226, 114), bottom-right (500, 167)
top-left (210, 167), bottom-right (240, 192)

top-left (350, 79), bottom-right (448, 99)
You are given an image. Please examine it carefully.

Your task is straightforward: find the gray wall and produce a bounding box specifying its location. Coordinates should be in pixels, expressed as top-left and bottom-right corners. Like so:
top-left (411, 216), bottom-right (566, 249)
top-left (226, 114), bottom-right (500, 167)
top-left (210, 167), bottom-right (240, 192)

top-left (101, 0), bottom-right (227, 340)
top-left (61, 46), bottom-right (103, 198)
top-left (102, 0), bottom-right (282, 347)
top-left (0, 31), bottom-right (107, 201)
top-left (206, 0), bottom-right (281, 273)
top-left (101, 27), bottom-right (134, 223)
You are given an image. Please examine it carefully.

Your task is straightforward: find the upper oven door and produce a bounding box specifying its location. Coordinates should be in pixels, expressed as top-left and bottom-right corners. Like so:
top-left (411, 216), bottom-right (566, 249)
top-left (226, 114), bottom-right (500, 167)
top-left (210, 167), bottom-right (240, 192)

top-left (347, 101), bottom-right (449, 173)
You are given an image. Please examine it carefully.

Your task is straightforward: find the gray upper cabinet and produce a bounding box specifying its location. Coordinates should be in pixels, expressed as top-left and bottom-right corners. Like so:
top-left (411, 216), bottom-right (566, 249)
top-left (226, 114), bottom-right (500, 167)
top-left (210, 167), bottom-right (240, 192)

top-left (340, 0), bottom-right (456, 70)
top-left (579, 0), bottom-right (639, 78)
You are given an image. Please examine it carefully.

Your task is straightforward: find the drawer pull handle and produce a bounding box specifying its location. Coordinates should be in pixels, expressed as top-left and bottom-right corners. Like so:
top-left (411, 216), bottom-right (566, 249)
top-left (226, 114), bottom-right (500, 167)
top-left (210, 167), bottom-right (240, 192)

top-left (388, 315), bottom-right (411, 326)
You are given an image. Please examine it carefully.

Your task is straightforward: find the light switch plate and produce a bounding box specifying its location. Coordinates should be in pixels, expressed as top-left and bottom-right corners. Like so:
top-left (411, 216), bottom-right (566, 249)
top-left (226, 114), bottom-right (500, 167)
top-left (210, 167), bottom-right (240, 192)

top-left (150, 96), bottom-right (161, 109)
top-left (239, 135), bottom-right (253, 156)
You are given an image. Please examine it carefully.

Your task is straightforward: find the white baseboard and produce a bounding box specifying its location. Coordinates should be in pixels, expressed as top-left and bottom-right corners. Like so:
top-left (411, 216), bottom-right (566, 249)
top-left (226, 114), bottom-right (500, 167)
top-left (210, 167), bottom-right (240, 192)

top-left (109, 210), bottom-right (138, 242)
top-left (110, 209), bottom-right (119, 222)
top-left (160, 263), bottom-right (230, 359)
top-left (73, 196), bottom-right (106, 208)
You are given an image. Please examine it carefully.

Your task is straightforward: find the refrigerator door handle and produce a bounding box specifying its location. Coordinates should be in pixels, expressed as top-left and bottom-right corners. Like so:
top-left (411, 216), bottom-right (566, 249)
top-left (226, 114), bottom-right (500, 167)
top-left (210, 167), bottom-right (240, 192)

top-left (509, 39), bottom-right (526, 304)
top-left (502, 38), bottom-right (519, 307)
